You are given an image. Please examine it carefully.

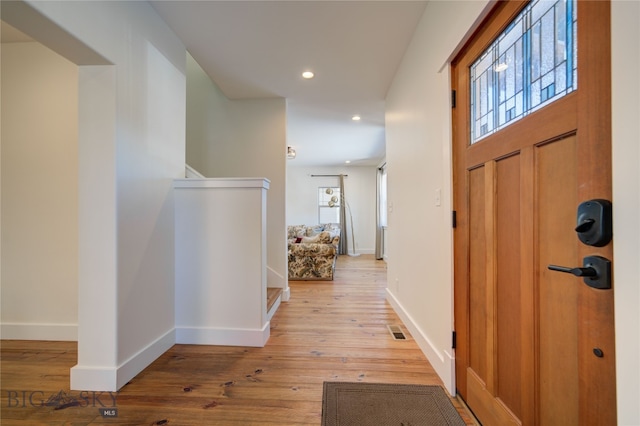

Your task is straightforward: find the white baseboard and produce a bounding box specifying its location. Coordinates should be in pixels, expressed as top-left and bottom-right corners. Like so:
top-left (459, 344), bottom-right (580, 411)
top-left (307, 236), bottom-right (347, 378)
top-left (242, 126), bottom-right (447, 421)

top-left (115, 328), bottom-right (175, 390)
top-left (281, 286), bottom-right (291, 302)
top-left (385, 289), bottom-right (456, 396)
top-left (267, 296), bottom-right (281, 321)
top-left (70, 328), bottom-right (175, 392)
top-left (443, 349), bottom-right (456, 396)
top-left (355, 248), bottom-right (375, 255)
top-left (176, 322), bottom-right (270, 347)
top-left (342, 249), bottom-right (375, 255)
top-left (1, 322), bottom-right (77, 341)
top-left (70, 365), bottom-right (118, 392)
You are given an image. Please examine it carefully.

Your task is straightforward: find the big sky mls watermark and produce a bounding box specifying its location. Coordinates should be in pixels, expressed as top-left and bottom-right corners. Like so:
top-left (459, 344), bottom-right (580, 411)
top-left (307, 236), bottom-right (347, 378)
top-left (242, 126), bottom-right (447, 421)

top-left (5, 389), bottom-right (118, 418)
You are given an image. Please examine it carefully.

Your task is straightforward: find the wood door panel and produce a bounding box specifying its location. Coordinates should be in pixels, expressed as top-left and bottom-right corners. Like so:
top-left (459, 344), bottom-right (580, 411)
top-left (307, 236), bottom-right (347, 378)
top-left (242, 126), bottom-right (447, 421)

top-left (495, 154), bottom-right (522, 419)
top-left (467, 368), bottom-right (520, 426)
top-left (537, 136), bottom-right (579, 426)
top-left (468, 166), bottom-right (487, 381)
top-left (518, 146), bottom-right (536, 426)
top-left (484, 161), bottom-right (497, 394)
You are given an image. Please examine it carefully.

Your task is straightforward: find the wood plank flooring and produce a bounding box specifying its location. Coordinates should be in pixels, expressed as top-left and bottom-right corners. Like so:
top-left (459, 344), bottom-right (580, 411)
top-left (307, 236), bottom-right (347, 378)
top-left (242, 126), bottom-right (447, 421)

top-left (1, 254), bottom-right (478, 425)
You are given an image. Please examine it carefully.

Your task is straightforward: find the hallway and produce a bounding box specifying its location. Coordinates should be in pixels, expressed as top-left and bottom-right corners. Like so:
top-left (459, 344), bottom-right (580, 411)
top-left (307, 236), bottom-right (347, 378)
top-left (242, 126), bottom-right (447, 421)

top-left (1, 255), bottom-right (476, 425)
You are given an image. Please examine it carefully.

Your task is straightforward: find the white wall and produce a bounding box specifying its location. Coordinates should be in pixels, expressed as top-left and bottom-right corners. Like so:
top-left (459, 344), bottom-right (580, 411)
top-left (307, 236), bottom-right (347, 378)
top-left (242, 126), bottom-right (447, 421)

top-left (3, 0), bottom-right (187, 391)
top-left (1, 41), bottom-right (79, 341)
top-left (386, 0), bottom-right (640, 422)
top-left (385, 0), bottom-right (489, 395)
top-left (186, 53), bottom-right (231, 172)
top-left (286, 165), bottom-right (377, 254)
top-left (612, 1), bottom-right (640, 424)
top-left (185, 54), bottom-right (288, 294)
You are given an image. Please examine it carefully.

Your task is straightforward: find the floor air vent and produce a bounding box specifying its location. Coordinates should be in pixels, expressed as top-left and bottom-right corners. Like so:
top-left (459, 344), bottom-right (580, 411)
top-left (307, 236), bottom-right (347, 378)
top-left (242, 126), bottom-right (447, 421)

top-left (387, 325), bottom-right (407, 340)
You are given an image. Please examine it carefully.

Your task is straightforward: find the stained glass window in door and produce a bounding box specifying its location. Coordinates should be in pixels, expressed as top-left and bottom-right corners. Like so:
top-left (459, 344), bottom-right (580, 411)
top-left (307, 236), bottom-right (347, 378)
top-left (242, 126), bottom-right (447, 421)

top-left (470, 0), bottom-right (577, 144)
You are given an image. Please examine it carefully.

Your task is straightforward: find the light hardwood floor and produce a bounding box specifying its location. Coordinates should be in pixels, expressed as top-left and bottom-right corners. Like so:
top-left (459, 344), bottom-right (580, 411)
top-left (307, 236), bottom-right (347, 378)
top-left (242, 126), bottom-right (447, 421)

top-left (1, 254), bottom-right (477, 425)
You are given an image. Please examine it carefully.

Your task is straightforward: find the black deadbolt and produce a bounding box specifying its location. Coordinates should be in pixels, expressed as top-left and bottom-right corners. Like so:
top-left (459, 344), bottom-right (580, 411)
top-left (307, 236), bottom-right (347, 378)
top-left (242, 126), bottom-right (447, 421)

top-left (575, 199), bottom-right (612, 247)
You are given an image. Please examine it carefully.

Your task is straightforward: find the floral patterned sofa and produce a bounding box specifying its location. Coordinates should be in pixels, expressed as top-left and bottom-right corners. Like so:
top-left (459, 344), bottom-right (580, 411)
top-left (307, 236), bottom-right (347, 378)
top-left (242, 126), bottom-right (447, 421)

top-left (287, 224), bottom-right (341, 280)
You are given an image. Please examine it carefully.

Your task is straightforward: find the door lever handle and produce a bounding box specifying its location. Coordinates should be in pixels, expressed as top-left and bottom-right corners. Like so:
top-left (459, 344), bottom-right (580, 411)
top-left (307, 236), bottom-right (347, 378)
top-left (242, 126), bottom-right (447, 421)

top-left (548, 264), bottom-right (597, 277)
top-left (547, 256), bottom-right (611, 289)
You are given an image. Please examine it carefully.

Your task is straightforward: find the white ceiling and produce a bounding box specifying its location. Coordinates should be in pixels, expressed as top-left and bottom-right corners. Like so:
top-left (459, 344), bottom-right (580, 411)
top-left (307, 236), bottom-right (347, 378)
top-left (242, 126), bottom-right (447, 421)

top-left (150, 1), bottom-right (428, 166)
top-left (2, 2), bottom-right (429, 167)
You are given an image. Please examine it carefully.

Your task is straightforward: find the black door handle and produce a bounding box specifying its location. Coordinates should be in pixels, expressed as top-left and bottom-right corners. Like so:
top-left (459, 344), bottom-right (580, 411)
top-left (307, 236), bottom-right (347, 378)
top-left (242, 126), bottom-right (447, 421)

top-left (547, 256), bottom-right (611, 289)
top-left (548, 264), bottom-right (597, 277)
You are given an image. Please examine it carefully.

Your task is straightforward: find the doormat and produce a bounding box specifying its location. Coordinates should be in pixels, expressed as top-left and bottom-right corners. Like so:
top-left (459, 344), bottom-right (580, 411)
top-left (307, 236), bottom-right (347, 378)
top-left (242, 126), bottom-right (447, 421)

top-left (322, 382), bottom-right (466, 426)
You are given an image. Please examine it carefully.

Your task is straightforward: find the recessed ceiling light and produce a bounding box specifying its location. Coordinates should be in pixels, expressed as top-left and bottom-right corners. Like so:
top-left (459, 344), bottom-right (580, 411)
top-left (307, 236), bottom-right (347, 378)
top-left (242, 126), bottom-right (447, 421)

top-left (345, 160), bottom-right (351, 164)
top-left (302, 71), bottom-right (314, 79)
top-left (352, 115), bottom-right (361, 121)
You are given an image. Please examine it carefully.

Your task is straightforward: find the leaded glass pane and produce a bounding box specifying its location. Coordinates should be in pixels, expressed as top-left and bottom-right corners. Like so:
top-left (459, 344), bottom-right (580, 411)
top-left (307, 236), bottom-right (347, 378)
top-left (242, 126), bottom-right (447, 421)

top-left (470, 0), bottom-right (577, 144)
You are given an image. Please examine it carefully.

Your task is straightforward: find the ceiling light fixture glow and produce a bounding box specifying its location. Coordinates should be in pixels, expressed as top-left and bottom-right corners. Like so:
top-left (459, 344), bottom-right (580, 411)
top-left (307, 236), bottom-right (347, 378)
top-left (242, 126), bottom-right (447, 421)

top-left (302, 71), bottom-right (314, 79)
top-left (345, 160), bottom-right (351, 164)
top-left (352, 115), bottom-right (361, 121)
top-left (495, 63), bottom-right (508, 72)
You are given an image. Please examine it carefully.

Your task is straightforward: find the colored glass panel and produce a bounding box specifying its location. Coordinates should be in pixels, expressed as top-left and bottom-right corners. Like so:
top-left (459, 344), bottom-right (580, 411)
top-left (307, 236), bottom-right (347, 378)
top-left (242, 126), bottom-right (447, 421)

top-left (470, 0), bottom-right (577, 144)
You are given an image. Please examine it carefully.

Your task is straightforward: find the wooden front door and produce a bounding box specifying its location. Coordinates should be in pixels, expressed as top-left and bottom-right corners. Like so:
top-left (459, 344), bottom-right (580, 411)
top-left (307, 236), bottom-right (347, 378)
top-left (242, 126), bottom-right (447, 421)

top-left (452, 1), bottom-right (616, 425)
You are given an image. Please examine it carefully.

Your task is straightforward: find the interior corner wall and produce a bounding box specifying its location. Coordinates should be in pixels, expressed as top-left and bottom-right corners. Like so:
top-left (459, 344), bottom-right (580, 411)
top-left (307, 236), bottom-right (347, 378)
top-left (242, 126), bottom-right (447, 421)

top-left (185, 56), bottom-right (288, 292)
top-left (286, 165), bottom-right (377, 254)
top-left (1, 41), bottom-right (79, 341)
top-left (14, 0), bottom-right (187, 391)
top-left (384, 0), bottom-right (490, 395)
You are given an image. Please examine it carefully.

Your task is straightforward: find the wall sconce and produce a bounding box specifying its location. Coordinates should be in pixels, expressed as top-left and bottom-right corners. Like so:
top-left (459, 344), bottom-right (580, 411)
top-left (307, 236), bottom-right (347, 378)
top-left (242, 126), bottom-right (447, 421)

top-left (287, 146), bottom-right (296, 159)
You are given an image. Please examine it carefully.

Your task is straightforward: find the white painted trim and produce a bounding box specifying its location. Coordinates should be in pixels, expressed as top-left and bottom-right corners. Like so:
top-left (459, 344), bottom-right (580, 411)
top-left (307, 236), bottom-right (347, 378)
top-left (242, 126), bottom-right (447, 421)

top-left (185, 164), bottom-right (206, 178)
top-left (70, 328), bottom-right (175, 392)
top-left (0, 323), bottom-right (77, 341)
top-left (443, 349), bottom-right (456, 397)
top-left (70, 365), bottom-right (118, 392)
top-left (354, 249), bottom-right (375, 255)
top-left (267, 297), bottom-right (281, 322)
top-left (175, 322), bottom-right (270, 347)
top-left (267, 265), bottom-right (285, 289)
top-left (267, 265), bottom-right (289, 301)
top-left (281, 287), bottom-right (291, 302)
top-left (173, 177), bottom-right (270, 189)
top-left (115, 328), bottom-right (176, 390)
top-left (386, 289), bottom-right (456, 396)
